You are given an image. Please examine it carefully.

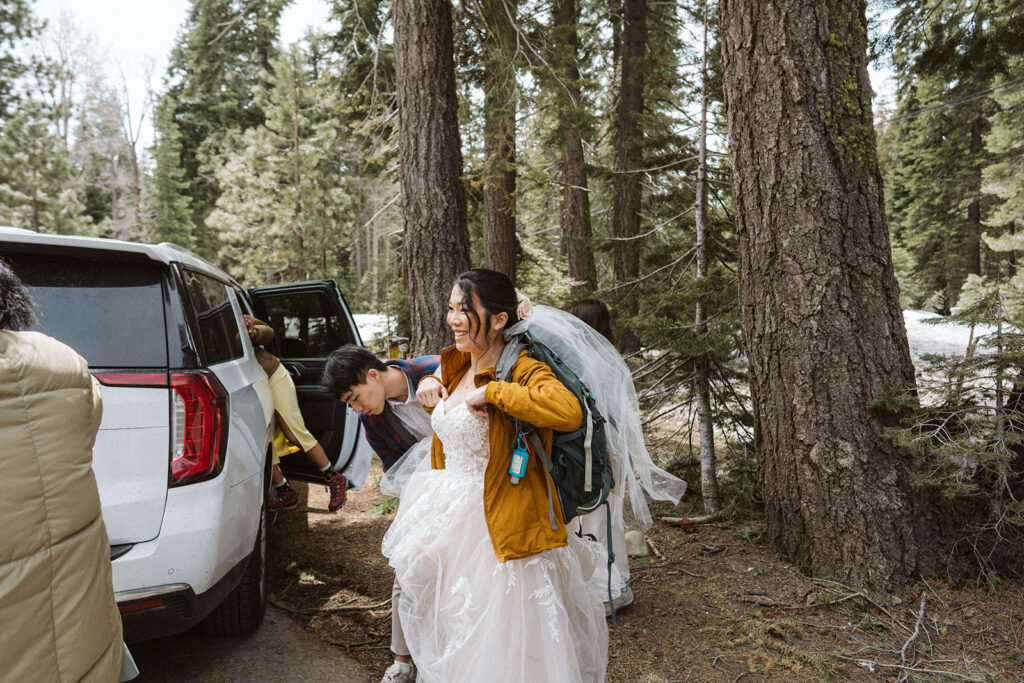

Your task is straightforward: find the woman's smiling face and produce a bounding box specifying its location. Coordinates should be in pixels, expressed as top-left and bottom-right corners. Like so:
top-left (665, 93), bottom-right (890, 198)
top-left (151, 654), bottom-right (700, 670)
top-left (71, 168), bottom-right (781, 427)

top-left (449, 282), bottom-right (496, 353)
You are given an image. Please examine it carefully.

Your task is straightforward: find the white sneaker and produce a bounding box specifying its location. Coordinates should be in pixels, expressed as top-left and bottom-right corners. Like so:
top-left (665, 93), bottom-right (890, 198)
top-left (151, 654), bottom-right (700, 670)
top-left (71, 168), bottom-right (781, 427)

top-left (380, 661), bottom-right (416, 683)
top-left (605, 585), bottom-right (635, 617)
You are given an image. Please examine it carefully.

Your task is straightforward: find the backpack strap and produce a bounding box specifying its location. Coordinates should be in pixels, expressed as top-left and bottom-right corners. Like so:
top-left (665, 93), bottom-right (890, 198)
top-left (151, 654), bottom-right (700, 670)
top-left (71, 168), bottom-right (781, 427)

top-left (382, 403), bottom-right (418, 451)
top-left (525, 430), bottom-right (560, 531)
top-left (605, 500), bottom-right (616, 623)
top-left (495, 332), bottom-right (529, 383)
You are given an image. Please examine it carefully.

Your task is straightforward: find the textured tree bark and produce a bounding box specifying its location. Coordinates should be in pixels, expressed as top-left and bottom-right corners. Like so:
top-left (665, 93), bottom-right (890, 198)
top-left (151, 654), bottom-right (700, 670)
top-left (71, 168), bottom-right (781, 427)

top-left (481, 0), bottom-right (518, 283)
top-left (720, 0), bottom-right (935, 588)
top-left (394, 0), bottom-right (471, 356)
top-left (612, 0), bottom-right (646, 352)
top-left (967, 110), bottom-right (983, 276)
top-left (554, 0), bottom-right (596, 293)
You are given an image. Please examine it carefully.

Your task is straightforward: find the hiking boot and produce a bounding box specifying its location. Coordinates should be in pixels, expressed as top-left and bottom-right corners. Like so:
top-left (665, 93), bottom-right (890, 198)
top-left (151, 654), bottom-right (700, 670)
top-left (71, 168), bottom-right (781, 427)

top-left (269, 485), bottom-right (298, 512)
top-left (326, 472), bottom-right (348, 512)
top-left (380, 661), bottom-right (416, 683)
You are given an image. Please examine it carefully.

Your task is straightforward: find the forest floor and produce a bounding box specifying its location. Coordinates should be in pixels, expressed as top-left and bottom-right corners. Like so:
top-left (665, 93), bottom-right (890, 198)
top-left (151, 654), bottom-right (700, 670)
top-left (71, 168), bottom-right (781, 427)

top-left (268, 461), bottom-right (1024, 682)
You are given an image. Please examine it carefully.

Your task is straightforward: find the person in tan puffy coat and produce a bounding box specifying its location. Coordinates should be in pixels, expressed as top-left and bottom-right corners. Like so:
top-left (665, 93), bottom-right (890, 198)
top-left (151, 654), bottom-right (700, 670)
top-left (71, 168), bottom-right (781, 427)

top-left (0, 259), bottom-right (127, 681)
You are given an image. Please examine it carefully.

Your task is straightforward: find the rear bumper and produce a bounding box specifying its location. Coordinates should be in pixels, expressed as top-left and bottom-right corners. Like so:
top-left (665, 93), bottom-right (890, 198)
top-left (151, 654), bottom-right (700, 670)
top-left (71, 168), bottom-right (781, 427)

top-left (116, 556), bottom-right (248, 643)
top-left (110, 471), bottom-right (262, 641)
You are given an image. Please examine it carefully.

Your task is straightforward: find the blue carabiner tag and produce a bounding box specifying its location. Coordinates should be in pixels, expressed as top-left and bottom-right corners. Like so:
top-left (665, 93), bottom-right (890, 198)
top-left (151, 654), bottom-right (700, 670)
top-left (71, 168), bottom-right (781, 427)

top-left (508, 432), bottom-right (530, 483)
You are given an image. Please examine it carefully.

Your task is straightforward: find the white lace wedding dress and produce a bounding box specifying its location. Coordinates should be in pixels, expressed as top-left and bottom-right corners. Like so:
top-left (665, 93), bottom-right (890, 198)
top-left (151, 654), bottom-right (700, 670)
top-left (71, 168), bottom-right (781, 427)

top-left (381, 399), bottom-right (609, 682)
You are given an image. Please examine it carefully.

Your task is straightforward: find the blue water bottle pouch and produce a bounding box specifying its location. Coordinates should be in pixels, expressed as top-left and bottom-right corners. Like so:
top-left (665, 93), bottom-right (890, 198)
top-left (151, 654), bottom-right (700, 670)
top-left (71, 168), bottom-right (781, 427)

top-left (508, 432), bottom-right (531, 483)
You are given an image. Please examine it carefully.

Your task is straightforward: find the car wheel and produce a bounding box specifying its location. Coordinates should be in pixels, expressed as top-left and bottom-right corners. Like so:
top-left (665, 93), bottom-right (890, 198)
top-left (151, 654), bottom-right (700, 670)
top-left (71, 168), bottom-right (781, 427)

top-left (202, 471), bottom-right (269, 636)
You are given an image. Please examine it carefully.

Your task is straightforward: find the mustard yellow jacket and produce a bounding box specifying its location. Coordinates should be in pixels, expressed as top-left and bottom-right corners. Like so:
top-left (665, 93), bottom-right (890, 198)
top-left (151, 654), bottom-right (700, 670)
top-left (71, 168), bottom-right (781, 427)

top-left (428, 346), bottom-right (582, 562)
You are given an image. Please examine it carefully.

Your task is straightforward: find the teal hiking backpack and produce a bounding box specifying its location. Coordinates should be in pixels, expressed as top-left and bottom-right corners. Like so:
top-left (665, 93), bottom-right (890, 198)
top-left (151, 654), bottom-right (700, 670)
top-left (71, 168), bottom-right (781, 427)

top-left (496, 330), bottom-right (621, 619)
top-left (495, 331), bottom-right (615, 526)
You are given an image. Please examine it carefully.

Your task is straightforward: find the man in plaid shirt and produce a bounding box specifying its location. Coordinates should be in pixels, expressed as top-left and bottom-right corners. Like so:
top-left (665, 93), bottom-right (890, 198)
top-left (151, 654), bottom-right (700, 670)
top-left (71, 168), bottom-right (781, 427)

top-left (321, 344), bottom-right (438, 683)
top-left (322, 346), bottom-right (438, 471)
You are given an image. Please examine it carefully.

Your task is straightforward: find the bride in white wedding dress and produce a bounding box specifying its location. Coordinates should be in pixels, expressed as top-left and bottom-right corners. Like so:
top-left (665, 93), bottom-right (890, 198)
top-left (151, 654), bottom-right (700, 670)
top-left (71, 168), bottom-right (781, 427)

top-left (381, 269), bottom-right (608, 683)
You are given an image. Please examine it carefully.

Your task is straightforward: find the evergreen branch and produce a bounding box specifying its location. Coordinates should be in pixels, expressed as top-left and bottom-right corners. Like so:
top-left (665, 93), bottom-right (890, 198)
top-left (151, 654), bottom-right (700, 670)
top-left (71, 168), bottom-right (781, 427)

top-left (876, 75), bottom-right (1024, 126)
top-left (208, 0), bottom-right (263, 47)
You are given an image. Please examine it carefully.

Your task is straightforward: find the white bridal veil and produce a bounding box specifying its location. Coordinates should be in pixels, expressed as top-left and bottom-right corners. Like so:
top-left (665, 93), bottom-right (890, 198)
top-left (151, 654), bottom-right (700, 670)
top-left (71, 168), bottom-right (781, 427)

top-left (382, 304), bottom-right (687, 527)
top-left (512, 305), bottom-right (686, 527)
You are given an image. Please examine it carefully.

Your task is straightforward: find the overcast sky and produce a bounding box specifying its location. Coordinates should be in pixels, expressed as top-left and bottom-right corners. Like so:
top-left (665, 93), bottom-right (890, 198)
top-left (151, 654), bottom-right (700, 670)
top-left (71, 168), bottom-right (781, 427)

top-left (32, 0), bottom-right (335, 151)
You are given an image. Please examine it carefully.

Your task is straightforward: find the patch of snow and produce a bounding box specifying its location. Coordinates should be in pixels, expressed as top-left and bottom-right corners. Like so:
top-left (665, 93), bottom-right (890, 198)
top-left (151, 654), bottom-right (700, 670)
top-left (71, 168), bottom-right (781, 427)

top-left (352, 314), bottom-right (394, 344)
top-left (903, 310), bottom-right (996, 363)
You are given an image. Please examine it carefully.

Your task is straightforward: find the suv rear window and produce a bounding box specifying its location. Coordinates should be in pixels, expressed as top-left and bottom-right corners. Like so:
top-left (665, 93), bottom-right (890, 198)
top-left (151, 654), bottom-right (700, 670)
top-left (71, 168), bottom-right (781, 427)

top-left (5, 253), bottom-right (168, 368)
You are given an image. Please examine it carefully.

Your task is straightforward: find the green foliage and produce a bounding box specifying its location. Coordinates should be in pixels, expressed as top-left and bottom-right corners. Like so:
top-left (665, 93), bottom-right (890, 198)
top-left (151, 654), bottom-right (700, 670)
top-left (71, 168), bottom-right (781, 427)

top-left (149, 0), bottom-right (289, 261)
top-left (880, 0), bottom-right (1024, 312)
top-left (884, 271), bottom-right (1024, 579)
top-left (0, 100), bottom-right (88, 234)
top-left (371, 497), bottom-right (399, 515)
top-left (143, 98), bottom-right (194, 247)
top-left (0, 0), bottom-right (39, 121)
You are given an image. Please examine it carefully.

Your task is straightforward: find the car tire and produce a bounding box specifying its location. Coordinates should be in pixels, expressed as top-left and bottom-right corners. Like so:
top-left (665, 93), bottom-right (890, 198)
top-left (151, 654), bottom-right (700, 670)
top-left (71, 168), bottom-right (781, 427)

top-left (202, 471), bottom-right (269, 636)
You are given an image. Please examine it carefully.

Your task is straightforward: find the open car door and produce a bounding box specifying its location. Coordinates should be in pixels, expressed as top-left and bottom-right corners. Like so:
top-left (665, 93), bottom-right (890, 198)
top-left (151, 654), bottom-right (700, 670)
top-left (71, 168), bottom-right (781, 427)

top-left (248, 280), bottom-right (370, 486)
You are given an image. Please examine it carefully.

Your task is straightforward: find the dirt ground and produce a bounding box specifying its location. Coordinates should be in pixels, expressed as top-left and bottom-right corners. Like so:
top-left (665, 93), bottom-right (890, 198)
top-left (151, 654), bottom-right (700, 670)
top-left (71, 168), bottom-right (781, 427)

top-left (268, 463), bottom-right (1024, 682)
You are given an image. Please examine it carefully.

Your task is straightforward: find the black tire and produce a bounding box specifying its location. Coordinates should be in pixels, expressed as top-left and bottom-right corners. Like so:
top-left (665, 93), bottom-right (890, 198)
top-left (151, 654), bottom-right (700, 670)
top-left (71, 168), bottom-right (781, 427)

top-left (202, 469), bottom-right (269, 636)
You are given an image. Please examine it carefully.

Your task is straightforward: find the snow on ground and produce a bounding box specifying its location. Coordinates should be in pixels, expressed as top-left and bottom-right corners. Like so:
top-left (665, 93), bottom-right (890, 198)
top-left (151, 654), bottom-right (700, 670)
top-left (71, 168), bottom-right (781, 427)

top-left (903, 309), bottom-right (996, 364)
top-left (352, 313), bottom-right (394, 345)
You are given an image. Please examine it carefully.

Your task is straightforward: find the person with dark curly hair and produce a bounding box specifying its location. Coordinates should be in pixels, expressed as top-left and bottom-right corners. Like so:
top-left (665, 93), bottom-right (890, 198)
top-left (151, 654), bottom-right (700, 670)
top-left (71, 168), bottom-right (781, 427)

top-left (0, 259), bottom-right (138, 681)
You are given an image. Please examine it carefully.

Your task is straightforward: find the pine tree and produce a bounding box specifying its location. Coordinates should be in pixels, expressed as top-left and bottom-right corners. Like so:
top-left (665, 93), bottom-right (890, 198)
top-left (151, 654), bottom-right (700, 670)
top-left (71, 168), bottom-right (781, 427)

top-left (881, 0), bottom-right (1024, 310)
top-left (210, 44), bottom-right (350, 286)
top-left (151, 0), bottom-right (288, 261)
top-left (0, 0), bottom-right (39, 121)
top-left (0, 100), bottom-right (88, 234)
top-left (721, 0), bottom-right (937, 588)
top-left (143, 97), bottom-right (194, 247)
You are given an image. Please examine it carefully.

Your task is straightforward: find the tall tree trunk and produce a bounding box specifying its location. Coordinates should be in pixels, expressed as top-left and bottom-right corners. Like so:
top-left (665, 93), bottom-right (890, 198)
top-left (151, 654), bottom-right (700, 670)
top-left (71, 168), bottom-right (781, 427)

top-left (694, 0), bottom-right (721, 518)
top-left (967, 110), bottom-right (983, 276)
top-left (394, 0), bottom-right (471, 355)
top-left (720, 0), bottom-right (935, 588)
top-left (612, 0), bottom-right (646, 352)
top-left (291, 73), bottom-right (305, 280)
top-left (554, 0), bottom-right (596, 293)
top-left (481, 0), bottom-right (518, 283)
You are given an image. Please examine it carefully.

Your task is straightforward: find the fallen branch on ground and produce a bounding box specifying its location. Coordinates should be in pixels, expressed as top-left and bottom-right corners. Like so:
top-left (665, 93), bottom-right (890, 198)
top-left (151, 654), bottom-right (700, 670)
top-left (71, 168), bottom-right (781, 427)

top-left (899, 591), bottom-right (928, 673)
top-left (840, 655), bottom-right (986, 682)
top-left (660, 516), bottom-right (698, 532)
top-left (270, 595), bottom-right (392, 614)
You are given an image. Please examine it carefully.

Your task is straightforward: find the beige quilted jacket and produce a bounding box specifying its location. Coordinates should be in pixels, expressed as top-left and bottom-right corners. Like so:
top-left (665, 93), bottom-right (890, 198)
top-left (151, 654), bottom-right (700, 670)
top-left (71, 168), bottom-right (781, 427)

top-left (0, 330), bottom-right (123, 681)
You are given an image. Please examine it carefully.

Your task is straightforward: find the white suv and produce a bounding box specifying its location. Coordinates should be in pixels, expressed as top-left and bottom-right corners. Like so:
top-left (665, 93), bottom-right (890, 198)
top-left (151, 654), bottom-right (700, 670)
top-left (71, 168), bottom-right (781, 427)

top-left (1, 229), bottom-right (371, 641)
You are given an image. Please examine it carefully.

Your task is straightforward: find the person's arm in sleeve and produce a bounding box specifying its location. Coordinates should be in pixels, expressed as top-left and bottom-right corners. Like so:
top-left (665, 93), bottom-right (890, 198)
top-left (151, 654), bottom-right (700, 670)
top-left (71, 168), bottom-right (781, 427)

top-left (483, 360), bottom-right (582, 432)
top-left (416, 370), bottom-right (446, 413)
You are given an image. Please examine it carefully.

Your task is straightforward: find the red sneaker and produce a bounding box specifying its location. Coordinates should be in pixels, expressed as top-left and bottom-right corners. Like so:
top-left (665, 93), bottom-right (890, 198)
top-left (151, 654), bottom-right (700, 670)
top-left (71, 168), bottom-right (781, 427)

top-left (269, 485), bottom-right (298, 511)
top-left (326, 472), bottom-right (348, 512)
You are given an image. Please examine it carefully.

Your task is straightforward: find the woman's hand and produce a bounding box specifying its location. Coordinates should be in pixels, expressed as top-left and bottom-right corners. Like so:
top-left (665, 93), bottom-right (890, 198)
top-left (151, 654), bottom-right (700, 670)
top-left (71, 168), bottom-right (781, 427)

top-left (417, 375), bottom-right (448, 408)
top-left (465, 385), bottom-right (489, 416)
top-left (242, 314), bottom-right (256, 340)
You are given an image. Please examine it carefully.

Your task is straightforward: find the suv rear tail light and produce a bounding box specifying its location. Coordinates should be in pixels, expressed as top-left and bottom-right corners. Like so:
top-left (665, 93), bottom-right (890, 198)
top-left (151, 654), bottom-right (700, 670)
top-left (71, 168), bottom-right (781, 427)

top-left (170, 371), bottom-right (227, 486)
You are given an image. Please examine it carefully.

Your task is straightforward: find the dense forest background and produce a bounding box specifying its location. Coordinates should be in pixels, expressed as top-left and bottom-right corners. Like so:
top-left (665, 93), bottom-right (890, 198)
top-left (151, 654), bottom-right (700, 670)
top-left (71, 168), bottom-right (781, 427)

top-left (2, 0), bottom-right (1024, 586)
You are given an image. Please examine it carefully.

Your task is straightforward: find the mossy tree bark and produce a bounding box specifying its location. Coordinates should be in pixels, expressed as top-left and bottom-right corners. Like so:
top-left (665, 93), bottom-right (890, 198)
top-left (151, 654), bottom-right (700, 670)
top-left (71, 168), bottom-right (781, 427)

top-left (394, 0), bottom-right (471, 355)
top-left (720, 0), bottom-right (938, 588)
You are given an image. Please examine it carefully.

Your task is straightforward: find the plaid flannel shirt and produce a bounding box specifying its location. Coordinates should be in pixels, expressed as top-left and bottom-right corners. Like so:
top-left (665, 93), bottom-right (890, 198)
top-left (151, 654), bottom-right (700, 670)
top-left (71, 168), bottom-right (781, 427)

top-left (360, 355), bottom-right (439, 471)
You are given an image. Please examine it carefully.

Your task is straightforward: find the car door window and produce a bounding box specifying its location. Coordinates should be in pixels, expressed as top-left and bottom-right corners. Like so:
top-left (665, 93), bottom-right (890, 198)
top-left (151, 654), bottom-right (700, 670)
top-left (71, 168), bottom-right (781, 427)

top-left (181, 270), bottom-right (243, 365)
top-left (257, 290), bottom-right (353, 359)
